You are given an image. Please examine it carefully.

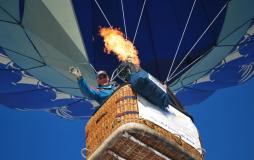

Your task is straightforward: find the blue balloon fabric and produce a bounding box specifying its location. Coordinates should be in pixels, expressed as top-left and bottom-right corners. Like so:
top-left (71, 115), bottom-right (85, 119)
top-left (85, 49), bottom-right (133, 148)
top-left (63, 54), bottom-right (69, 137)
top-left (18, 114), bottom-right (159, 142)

top-left (0, 0), bottom-right (254, 119)
top-left (0, 51), bottom-right (95, 119)
top-left (175, 22), bottom-right (254, 106)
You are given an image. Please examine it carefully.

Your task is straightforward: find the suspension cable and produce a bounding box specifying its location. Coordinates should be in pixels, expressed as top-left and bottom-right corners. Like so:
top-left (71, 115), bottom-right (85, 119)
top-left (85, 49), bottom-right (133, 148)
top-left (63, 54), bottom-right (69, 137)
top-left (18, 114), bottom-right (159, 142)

top-left (166, 0), bottom-right (197, 82)
top-left (110, 65), bottom-right (127, 82)
top-left (167, 2), bottom-right (228, 81)
top-left (133, 0), bottom-right (147, 44)
top-left (120, 0), bottom-right (128, 38)
top-left (89, 63), bottom-right (97, 74)
top-left (94, 0), bottom-right (112, 28)
top-left (110, 67), bottom-right (119, 82)
top-left (167, 54), bottom-right (204, 83)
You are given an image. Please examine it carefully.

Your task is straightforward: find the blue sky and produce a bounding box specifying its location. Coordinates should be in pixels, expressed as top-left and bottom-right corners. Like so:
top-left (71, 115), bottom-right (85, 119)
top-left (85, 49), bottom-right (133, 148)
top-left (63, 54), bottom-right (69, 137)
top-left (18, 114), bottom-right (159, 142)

top-left (188, 78), bottom-right (254, 160)
top-left (1, 78), bottom-right (254, 160)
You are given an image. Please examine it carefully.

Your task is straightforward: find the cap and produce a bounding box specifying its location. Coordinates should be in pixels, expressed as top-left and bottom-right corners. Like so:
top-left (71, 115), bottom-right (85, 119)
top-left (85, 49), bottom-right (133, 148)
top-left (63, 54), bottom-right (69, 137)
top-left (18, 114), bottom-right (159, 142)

top-left (96, 70), bottom-right (108, 78)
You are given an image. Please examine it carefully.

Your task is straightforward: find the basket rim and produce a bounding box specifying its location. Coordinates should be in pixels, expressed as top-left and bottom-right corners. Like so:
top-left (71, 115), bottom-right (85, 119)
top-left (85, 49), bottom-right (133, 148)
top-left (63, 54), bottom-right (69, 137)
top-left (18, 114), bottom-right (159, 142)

top-left (89, 84), bottom-right (194, 123)
top-left (90, 83), bottom-right (131, 117)
top-left (87, 122), bottom-right (201, 160)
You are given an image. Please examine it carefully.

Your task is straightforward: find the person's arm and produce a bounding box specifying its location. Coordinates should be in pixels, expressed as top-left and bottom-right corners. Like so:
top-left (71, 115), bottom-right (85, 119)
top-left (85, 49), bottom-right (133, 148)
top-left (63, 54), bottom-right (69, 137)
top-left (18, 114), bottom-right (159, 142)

top-left (77, 76), bottom-right (100, 101)
top-left (69, 66), bottom-right (100, 101)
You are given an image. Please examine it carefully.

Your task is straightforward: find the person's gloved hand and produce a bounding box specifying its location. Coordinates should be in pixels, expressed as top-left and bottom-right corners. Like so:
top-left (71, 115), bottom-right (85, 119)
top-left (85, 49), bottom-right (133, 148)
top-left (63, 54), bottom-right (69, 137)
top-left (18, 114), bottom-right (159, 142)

top-left (126, 56), bottom-right (140, 73)
top-left (69, 66), bottom-right (82, 78)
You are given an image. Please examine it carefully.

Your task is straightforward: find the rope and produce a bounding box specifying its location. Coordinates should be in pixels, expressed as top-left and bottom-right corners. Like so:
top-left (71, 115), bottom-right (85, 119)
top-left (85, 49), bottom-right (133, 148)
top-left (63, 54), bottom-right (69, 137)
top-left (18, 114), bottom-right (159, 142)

top-left (197, 147), bottom-right (207, 156)
top-left (81, 147), bottom-right (89, 159)
top-left (166, 0), bottom-right (197, 82)
top-left (120, 0), bottom-right (128, 38)
top-left (167, 2), bottom-right (228, 81)
top-left (94, 0), bottom-right (112, 28)
top-left (133, 0), bottom-right (147, 44)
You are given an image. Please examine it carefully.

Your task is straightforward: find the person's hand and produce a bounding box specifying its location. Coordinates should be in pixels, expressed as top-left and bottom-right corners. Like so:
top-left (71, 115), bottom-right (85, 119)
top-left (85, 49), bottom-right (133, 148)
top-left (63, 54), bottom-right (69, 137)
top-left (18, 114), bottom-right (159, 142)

top-left (69, 66), bottom-right (82, 78)
top-left (126, 56), bottom-right (133, 63)
top-left (126, 56), bottom-right (140, 72)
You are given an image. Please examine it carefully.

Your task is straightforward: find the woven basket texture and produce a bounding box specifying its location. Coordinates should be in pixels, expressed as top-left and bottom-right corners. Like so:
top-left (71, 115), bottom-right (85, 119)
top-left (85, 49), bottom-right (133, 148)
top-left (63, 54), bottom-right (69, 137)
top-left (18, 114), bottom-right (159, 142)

top-left (86, 84), bottom-right (203, 160)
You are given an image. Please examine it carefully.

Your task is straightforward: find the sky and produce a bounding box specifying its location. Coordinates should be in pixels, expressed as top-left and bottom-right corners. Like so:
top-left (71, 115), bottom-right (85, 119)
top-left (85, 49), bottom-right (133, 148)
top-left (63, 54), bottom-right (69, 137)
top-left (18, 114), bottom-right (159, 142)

top-left (1, 78), bottom-right (254, 160)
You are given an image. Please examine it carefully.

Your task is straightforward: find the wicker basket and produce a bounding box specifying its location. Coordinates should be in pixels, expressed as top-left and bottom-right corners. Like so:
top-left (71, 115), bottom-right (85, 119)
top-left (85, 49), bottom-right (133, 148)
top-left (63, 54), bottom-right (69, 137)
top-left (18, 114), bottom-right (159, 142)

top-left (86, 84), bottom-right (203, 160)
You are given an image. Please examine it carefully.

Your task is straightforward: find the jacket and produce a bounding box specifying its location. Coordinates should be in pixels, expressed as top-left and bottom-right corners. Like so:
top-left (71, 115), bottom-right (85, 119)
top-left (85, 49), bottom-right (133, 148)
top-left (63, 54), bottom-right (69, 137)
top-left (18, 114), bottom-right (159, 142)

top-left (78, 76), bottom-right (117, 105)
top-left (129, 69), bottom-right (172, 109)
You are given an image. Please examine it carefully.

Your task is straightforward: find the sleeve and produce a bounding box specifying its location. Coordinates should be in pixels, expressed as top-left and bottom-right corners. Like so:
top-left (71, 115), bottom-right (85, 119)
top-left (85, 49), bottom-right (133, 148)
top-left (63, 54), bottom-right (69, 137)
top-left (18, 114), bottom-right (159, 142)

top-left (77, 76), bottom-right (100, 101)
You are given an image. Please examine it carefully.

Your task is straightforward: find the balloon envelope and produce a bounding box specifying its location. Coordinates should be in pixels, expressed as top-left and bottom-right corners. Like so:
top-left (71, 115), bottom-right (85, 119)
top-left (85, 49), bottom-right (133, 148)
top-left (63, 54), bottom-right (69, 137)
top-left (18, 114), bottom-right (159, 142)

top-left (0, 0), bottom-right (254, 118)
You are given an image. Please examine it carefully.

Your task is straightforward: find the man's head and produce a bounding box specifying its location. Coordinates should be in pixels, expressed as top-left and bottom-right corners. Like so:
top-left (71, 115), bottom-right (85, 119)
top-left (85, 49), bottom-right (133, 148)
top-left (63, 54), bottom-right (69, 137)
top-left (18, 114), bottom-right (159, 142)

top-left (96, 70), bottom-right (109, 86)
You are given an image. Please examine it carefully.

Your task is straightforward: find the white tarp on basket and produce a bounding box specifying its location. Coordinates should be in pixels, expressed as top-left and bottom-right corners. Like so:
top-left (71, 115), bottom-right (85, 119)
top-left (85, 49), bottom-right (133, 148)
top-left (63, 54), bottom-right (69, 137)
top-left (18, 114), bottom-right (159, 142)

top-left (137, 95), bottom-right (202, 152)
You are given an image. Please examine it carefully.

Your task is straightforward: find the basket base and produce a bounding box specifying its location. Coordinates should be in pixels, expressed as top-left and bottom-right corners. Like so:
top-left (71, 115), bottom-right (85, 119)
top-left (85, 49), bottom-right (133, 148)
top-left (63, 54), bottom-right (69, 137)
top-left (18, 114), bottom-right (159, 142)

top-left (88, 123), bottom-right (197, 160)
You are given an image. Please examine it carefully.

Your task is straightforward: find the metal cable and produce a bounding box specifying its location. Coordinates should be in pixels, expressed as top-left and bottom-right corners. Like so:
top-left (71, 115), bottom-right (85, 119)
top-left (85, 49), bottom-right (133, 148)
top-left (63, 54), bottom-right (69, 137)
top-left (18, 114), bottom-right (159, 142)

top-left (166, 0), bottom-right (197, 82)
top-left (120, 0), bottom-right (128, 38)
top-left (94, 0), bottom-right (113, 28)
top-left (133, 0), bottom-right (147, 44)
top-left (167, 2), bottom-right (229, 81)
top-left (167, 54), bottom-right (204, 82)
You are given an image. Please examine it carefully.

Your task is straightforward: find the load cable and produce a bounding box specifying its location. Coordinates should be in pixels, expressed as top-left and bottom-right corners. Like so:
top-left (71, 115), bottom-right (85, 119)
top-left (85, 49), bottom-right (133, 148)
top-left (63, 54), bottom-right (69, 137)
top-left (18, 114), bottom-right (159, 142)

top-left (94, 0), bottom-right (113, 28)
top-left (133, 0), bottom-right (147, 44)
top-left (165, 0), bottom-right (197, 83)
top-left (167, 2), bottom-right (229, 82)
top-left (120, 0), bottom-right (128, 38)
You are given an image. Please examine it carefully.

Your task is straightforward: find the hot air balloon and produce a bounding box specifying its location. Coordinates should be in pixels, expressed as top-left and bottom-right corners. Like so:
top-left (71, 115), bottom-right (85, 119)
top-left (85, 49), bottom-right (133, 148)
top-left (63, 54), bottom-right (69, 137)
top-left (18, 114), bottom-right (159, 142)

top-left (1, 0), bottom-right (254, 159)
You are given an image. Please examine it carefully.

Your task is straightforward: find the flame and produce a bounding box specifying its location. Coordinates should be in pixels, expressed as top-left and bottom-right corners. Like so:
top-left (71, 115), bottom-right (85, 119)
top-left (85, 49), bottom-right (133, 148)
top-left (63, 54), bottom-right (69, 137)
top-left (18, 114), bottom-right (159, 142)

top-left (99, 27), bottom-right (140, 65)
